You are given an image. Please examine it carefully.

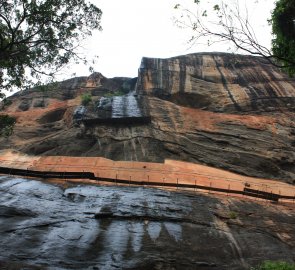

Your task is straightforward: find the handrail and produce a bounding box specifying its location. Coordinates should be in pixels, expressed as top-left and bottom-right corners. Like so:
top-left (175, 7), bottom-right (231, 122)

top-left (0, 166), bottom-right (294, 202)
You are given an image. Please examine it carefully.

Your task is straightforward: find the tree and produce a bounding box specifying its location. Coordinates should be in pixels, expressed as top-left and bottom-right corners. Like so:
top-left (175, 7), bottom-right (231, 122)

top-left (271, 0), bottom-right (295, 75)
top-left (0, 0), bottom-right (102, 97)
top-left (174, 0), bottom-right (295, 76)
top-left (0, 114), bottom-right (16, 137)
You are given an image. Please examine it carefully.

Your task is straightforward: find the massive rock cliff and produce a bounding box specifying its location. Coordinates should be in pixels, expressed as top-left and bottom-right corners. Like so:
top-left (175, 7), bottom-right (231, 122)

top-left (1, 53), bottom-right (295, 270)
top-left (137, 52), bottom-right (295, 112)
top-left (0, 176), bottom-right (294, 270)
top-left (1, 53), bottom-right (295, 183)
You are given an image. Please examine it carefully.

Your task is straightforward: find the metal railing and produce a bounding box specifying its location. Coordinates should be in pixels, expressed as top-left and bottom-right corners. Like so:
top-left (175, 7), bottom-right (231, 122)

top-left (0, 166), bottom-right (294, 203)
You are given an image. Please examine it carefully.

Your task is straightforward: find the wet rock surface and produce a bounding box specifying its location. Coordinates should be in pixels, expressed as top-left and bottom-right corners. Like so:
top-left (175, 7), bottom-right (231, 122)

top-left (94, 92), bottom-right (146, 119)
top-left (0, 176), bottom-right (294, 270)
top-left (111, 93), bottom-right (142, 118)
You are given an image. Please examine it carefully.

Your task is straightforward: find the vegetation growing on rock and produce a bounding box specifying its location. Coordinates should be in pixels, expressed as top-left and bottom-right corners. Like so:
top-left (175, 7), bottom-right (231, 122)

top-left (0, 114), bottom-right (16, 137)
top-left (251, 261), bottom-right (295, 270)
top-left (81, 93), bottom-right (92, 106)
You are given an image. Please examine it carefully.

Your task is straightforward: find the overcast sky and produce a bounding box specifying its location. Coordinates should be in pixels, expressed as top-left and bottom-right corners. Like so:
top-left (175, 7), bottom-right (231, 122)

top-left (61, 0), bottom-right (276, 80)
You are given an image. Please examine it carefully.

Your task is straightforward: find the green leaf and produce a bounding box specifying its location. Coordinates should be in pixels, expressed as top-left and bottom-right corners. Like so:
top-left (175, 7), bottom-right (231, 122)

top-left (213, 4), bottom-right (220, 11)
top-left (0, 0), bottom-right (103, 93)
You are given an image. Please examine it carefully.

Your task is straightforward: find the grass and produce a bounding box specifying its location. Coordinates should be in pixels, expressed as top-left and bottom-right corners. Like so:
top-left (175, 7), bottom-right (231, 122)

top-left (251, 261), bottom-right (295, 270)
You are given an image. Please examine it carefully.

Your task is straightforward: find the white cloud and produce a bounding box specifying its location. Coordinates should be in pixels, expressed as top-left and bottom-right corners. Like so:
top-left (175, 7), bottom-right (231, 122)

top-left (59, 0), bottom-right (276, 80)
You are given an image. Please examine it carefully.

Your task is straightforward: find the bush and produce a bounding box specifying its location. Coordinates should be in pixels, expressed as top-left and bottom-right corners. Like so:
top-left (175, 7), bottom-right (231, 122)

top-left (0, 114), bottom-right (16, 137)
top-left (104, 90), bottom-right (125, 97)
top-left (229, 211), bottom-right (238, 219)
top-left (0, 98), bottom-right (12, 111)
top-left (81, 93), bottom-right (92, 106)
top-left (251, 261), bottom-right (295, 270)
top-left (3, 99), bottom-right (12, 107)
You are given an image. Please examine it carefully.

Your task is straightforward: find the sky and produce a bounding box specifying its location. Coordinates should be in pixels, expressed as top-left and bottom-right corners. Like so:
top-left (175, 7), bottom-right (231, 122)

top-left (53, 0), bottom-right (276, 80)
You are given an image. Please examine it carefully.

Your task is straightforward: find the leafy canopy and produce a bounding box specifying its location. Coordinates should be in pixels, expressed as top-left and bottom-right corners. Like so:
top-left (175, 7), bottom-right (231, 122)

top-left (271, 0), bottom-right (295, 75)
top-left (0, 114), bottom-right (16, 137)
top-left (0, 0), bottom-right (102, 95)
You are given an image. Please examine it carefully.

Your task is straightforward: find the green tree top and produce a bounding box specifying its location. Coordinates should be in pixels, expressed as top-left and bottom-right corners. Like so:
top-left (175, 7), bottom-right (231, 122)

top-left (271, 0), bottom-right (295, 75)
top-left (0, 0), bottom-right (102, 96)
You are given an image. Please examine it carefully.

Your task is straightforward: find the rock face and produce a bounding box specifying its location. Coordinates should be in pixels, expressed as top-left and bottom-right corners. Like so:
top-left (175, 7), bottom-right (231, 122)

top-left (1, 53), bottom-right (295, 183)
top-left (0, 176), bottom-right (294, 270)
top-left (91, 91), bottom-right (149, 120)
top-left (0, 53), bottom-right (295, 269)
top-left (111, 93), bottom-right (142, 118)
top-left (137, 53), bottom-right (295, 112)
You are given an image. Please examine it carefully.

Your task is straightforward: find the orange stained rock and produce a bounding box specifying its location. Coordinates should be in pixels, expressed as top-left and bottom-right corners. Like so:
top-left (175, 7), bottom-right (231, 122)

top-left (0, 150), bottom-right (40, 170)
top-left (180, 106), bottom-right (278, 132)
top-left (1, 150), bottom-right (294, 201)
top-left (1, 97), bottom-right (81, 126)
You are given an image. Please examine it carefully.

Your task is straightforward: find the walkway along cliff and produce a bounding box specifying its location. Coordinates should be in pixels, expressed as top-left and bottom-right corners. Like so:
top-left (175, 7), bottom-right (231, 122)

top-left (0, 150), bottom-right (294, 203)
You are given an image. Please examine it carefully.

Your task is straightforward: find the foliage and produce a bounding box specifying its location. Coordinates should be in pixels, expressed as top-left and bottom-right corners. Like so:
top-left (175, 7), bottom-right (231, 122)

top-left (35, 82), bottom-right (59, 94)
top-left (251, 261), bottom-right (295, 270)
top-left (35, 81), bottom-right (59, 106)
top-left (0, 98), bottom-right (12, 110)
top-left (174, 0), bottom-right (295, 75)
top-left (229, 211), bottom-right (238, 219)
top-left (81, 93), bottom-right (92, 106)
top-left (3, 98), bottom-right (12, 107)
top-left (0, 0), bottom-right (102, 93)
top-left (0, 114), bottom-right (16, 137)
top-left (104, 90), bottom-right (126, 97)
top-left (271, 0), bottom-right (295, 76)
